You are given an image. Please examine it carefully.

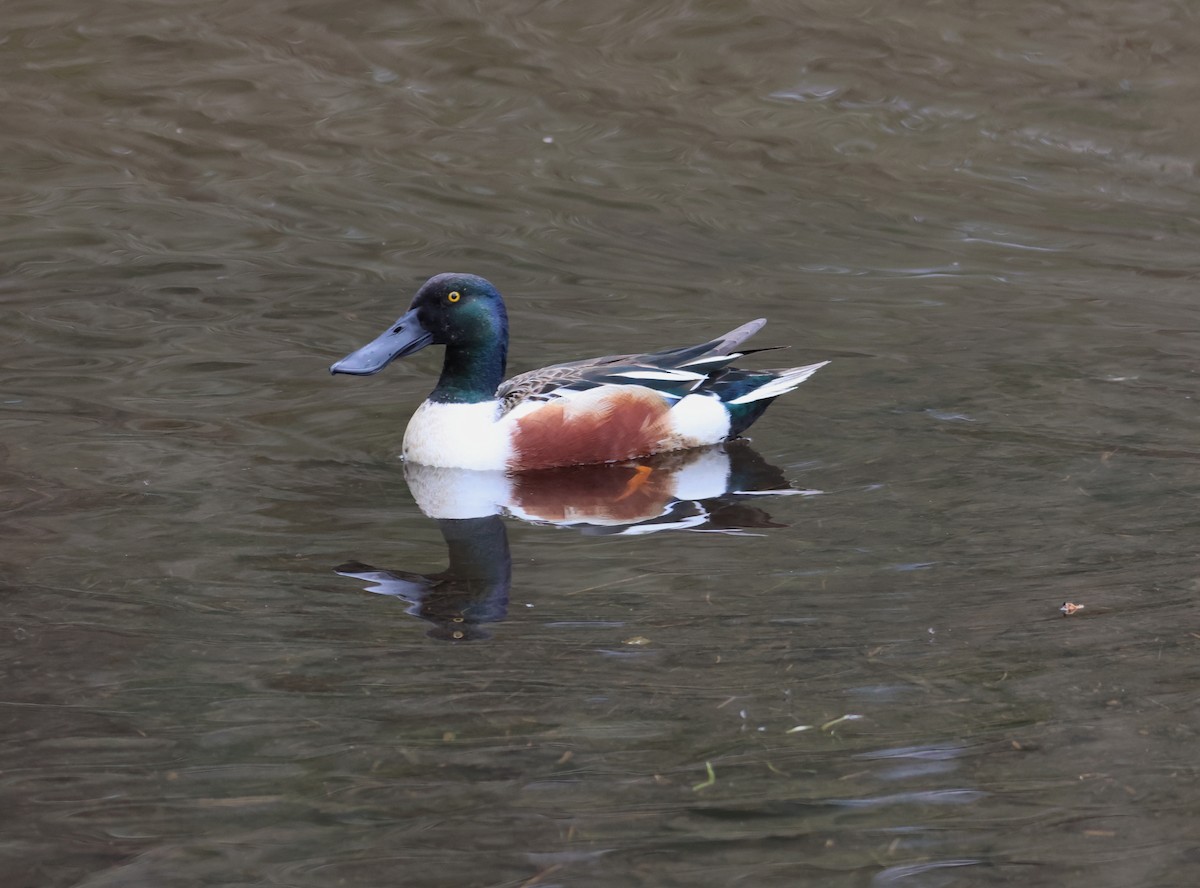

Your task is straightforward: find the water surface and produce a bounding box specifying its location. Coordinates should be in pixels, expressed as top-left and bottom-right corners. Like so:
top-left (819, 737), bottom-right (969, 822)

top-left (3, 1), bottom-right (1199, 886)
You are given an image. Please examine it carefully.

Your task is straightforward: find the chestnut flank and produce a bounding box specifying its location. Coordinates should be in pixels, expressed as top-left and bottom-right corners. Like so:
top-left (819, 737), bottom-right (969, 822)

top-left (510, 389), bottom-right (672, 471)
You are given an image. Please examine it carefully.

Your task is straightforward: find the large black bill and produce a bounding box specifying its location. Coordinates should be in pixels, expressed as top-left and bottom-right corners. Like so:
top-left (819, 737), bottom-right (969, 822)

top-left (329, 308), bottom-right (434, 376)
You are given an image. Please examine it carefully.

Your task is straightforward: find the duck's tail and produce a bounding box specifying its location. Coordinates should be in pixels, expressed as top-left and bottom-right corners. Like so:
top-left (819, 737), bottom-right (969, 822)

top-left (726, 361), bottom-right (830, 404)
top-left (711, 360), bottom-right (829, 437)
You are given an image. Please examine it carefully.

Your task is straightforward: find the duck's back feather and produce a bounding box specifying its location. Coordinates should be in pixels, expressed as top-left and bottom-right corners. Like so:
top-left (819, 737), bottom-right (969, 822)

top-left (497, 318), bottom-right (773, 414)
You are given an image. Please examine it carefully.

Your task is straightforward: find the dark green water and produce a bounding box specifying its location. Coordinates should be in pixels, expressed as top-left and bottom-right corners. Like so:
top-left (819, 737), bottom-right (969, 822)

top-left (3, 1), bottom-right (1199, 885)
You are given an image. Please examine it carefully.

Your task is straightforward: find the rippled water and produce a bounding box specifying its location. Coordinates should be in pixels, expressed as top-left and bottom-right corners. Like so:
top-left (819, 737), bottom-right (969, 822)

top-left (3, 1), bottom-right (1200, 886)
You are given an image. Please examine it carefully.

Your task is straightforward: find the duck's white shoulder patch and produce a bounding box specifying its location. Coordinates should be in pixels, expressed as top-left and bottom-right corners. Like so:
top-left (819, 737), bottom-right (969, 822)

top-left (402, 400), bottom-right (512, 470)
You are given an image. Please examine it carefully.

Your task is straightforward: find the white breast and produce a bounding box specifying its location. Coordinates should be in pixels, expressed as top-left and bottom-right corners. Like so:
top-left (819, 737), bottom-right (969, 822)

top-left (402, 400), bottom-right (513, 470)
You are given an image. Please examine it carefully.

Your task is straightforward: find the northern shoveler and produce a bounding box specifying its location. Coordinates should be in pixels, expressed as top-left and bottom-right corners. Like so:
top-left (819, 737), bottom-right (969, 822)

top-left (330, 273), bottom-right (828, 471)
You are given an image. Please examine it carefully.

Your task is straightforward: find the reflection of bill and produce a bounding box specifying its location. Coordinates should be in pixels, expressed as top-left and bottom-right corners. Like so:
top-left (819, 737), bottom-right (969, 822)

top-left (336, 515), bottom-right (510, 643)
top-left (334, 441), bottom-right (821, 640)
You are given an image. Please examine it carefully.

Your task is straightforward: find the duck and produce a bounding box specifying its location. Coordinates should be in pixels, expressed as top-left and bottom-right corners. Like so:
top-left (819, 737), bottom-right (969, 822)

top-left (330, 273), bottom-right (828, 472)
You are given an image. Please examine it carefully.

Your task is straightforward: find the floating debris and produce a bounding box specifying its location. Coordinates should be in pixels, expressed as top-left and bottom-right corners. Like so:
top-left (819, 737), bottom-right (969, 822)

top-left (623, 636), bottom-right (651, 646)
top-left (1060, 602), bottom-right (1085, 616)
top-left (821, 714), bottom-right (864, 732)
top-left (786, 725), bottom-right (813, 734)
top-left (692, 761), bottom-right (717, 792)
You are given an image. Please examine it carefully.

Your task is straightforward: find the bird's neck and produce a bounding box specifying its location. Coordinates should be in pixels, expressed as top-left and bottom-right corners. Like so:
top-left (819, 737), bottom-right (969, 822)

top-left (430, 339), bottom-right (507, 404)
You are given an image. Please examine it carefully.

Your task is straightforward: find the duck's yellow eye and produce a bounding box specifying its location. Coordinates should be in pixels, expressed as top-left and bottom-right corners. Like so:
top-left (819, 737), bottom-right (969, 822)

top-left (447, 291), bottom-right (461, 303)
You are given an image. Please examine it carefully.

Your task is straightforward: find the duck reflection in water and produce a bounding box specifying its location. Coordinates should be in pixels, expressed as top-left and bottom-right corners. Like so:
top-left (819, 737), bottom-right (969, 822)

top-left (335, 441), bottom-right (816, 641)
